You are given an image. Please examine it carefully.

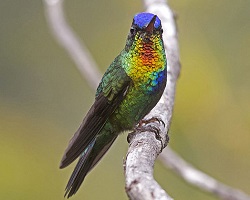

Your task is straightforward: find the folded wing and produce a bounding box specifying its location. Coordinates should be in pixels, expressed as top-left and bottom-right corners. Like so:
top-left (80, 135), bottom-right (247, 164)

top-left (60, 61), bottom-right (131, 169)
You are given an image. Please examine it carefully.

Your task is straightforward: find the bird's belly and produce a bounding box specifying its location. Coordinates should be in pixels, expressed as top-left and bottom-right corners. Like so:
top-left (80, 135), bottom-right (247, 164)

top-left (109, 86), bottom-right (163, 131)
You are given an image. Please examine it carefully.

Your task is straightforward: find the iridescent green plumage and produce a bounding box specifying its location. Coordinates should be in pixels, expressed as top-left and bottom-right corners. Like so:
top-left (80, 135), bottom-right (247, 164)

top-left (60, 12), bottom-right (167, 198)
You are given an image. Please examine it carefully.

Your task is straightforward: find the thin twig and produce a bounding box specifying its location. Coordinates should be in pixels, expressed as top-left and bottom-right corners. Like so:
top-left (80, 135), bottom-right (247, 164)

top-left (43, 0), bottom-right (101, 90)
top-left (159, 148), bottom-right (250, 200)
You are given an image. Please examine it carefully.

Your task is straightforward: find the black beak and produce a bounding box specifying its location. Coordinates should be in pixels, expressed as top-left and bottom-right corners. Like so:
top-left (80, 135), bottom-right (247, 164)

top-left (145, 15), bottom-right (157, 33)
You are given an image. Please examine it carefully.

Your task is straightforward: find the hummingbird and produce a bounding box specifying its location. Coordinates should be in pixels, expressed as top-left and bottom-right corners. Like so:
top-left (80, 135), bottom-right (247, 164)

top-left (60, 12), bottom-right (167, 198)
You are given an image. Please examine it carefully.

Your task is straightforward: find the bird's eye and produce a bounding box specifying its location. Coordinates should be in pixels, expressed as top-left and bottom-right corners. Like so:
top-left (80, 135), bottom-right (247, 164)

top-left (130, 28), bottom-right (135, 35)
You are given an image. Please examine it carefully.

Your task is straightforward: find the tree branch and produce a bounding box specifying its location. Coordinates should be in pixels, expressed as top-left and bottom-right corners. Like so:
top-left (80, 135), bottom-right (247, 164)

top-left (43, 0), bottom-right (101, 90)
top-left (43, 0), bottom-right (250, 199)
top-left (159, 148), bottom-right (250, 200)
top-left (124, 1), bottom-right (179, 199)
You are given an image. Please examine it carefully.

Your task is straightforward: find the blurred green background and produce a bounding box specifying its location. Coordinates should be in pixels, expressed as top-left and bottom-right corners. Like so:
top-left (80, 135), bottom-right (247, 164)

top-left (1, 0), bottom-right (249, 199)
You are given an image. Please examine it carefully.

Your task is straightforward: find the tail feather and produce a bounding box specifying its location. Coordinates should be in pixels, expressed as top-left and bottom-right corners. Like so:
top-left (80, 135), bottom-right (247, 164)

top-left (64, 140), bottom-right (95, 198)
top-left (64, 135), bottom-right (117, 198)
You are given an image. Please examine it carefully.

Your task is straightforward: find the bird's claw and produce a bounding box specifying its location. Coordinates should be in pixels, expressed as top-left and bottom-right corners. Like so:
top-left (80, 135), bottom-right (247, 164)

top-left (135, 124), bottom-right (164, 151)
top-left (128, 117), bottom-right (166, 150)
top-left (137, 117), bottom-right (165, 128)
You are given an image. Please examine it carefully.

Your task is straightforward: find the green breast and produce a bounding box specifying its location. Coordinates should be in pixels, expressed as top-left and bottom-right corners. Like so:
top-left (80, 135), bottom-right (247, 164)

top-left (109, 74), bottom-right (166, 131)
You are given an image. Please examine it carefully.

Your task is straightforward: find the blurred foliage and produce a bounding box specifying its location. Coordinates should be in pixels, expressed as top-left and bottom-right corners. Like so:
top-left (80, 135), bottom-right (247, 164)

top-left (0, 0), bottom-right (249, 200)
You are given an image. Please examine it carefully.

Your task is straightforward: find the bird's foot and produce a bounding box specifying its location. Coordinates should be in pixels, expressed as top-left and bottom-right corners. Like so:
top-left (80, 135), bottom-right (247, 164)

top-left (127, 117), bottom-right (166, 150)
top-left (137, 117), bottom-right (165, 128)
top-left (136, 124), bottom-right (161, 143)
top-left (127, 117), bottom-right (167, 150)
top-left (127, 125), bottom-right (161, 145)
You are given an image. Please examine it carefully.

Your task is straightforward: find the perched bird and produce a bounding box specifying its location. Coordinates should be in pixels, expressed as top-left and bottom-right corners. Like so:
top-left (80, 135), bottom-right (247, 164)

top-left (60, 12), bottom-right (167, 198)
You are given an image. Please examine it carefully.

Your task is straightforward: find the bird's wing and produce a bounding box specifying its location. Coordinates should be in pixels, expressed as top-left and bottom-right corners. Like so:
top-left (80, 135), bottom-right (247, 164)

top-left (60, 61), bottom-right (131, 169)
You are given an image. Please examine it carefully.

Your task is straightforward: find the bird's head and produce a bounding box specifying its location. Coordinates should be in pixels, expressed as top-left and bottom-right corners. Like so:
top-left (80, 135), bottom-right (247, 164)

top-left (125, 12), bottom-right (163, 50)
top-left (123, 13), bottom-right (166, 85)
